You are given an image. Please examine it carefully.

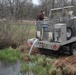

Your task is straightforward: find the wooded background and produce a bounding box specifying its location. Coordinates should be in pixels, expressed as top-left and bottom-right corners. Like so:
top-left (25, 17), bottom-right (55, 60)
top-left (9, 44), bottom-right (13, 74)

top-left (0, 0), bottom-right (76, 21)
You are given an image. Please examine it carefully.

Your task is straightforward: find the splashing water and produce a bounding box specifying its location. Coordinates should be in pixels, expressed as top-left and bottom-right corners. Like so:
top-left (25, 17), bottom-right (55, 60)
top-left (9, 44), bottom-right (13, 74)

top-left (29, 39), bottom-right (38, 56)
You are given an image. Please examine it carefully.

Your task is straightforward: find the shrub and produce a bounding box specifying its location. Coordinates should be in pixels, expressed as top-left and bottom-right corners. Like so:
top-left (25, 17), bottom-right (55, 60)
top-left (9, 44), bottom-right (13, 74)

top-left (0, 48), bottom-right (21, 63)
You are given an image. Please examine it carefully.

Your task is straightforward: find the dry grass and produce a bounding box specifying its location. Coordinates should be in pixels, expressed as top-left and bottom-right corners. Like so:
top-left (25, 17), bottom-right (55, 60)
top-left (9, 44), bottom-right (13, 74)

top-left (0, 21), bottom-right (36, 49)
top-left (54, 55), bottom-right (76, 75)
top-left (16, 20), bottom-right (36, 25)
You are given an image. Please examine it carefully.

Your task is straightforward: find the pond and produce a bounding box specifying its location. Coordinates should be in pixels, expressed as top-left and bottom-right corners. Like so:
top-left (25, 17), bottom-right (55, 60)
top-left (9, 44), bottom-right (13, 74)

top-left (0, 61), bottom-right (35, 75)
top-left (0, 61), bottom-right (22, 75)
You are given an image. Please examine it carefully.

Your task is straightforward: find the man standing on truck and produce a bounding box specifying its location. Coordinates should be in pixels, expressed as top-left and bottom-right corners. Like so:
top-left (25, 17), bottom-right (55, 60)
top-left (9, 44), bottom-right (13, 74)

top-left (37, 10), bottom-right (45, 21)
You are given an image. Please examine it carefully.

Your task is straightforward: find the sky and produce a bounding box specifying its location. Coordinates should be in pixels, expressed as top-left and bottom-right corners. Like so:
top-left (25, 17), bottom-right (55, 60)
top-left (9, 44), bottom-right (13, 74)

top-left (32, 0), bottom-right (39, 5)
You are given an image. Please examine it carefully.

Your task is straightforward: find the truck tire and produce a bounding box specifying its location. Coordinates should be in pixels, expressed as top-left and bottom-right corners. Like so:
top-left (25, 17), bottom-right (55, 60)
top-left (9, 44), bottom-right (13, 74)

top-left (70, 43), bottom-right (76, 55)
top-left (67, 27), bottom-right (73, 40)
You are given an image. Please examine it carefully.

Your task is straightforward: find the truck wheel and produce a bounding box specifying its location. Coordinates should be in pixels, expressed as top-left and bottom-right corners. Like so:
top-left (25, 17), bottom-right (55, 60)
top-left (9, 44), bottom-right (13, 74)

top-left (67, 27), bottom-right (73, 40)
top-left (70, 43), bottom-right (76, 55)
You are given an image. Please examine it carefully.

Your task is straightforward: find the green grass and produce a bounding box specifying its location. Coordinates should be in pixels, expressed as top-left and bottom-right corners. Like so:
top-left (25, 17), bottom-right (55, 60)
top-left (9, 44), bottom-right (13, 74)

top-left (29, 25), bottom-right (36, 30)
top-left (32, 64), bottom-right (49, 75)
top-left (0, 48), bottom-right (22, 63)
top-left (21, 61), bottom-right (29, 73)
top-left (28, 25), bottom-right (36, 38)
top-left (21, 54), bottom-right (58, 75)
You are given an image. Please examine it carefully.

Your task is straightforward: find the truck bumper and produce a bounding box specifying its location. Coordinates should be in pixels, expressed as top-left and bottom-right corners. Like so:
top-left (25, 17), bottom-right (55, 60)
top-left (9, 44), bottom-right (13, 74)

top-left (35, 41), bottom-right (61, 51)
top-left (27, 38), bottom-right (61, 51)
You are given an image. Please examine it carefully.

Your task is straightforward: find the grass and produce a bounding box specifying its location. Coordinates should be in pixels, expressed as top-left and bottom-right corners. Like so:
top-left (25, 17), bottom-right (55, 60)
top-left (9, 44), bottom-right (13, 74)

top-left (28, 25), bottom-right (36, 39)
top-left (49, 66), bottom-right (61, 75)
top-left (21, 61), bottom-right (29, 73)
top-left (0, 21), bottom-right (36, 62)
top-left (21, 54), bottom-right (58, 75)
top-left (32, 64), bottom-right (48, 75)
top-left (0, 22), bottom-right (36, 46)
top-left (0, 48), bottom-right (22, 63)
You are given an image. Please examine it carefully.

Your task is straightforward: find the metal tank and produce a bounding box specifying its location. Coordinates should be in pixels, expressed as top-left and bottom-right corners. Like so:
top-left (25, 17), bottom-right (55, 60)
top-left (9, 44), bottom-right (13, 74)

top-left (36, 6), bottom-right (76, 42)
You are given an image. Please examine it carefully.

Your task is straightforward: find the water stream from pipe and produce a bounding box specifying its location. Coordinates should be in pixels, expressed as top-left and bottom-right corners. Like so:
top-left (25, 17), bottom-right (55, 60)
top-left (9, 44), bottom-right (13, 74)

top-left (29, 39), bottom-right (38, 56)
top-left (28, 39), bottom-right (38, 75)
